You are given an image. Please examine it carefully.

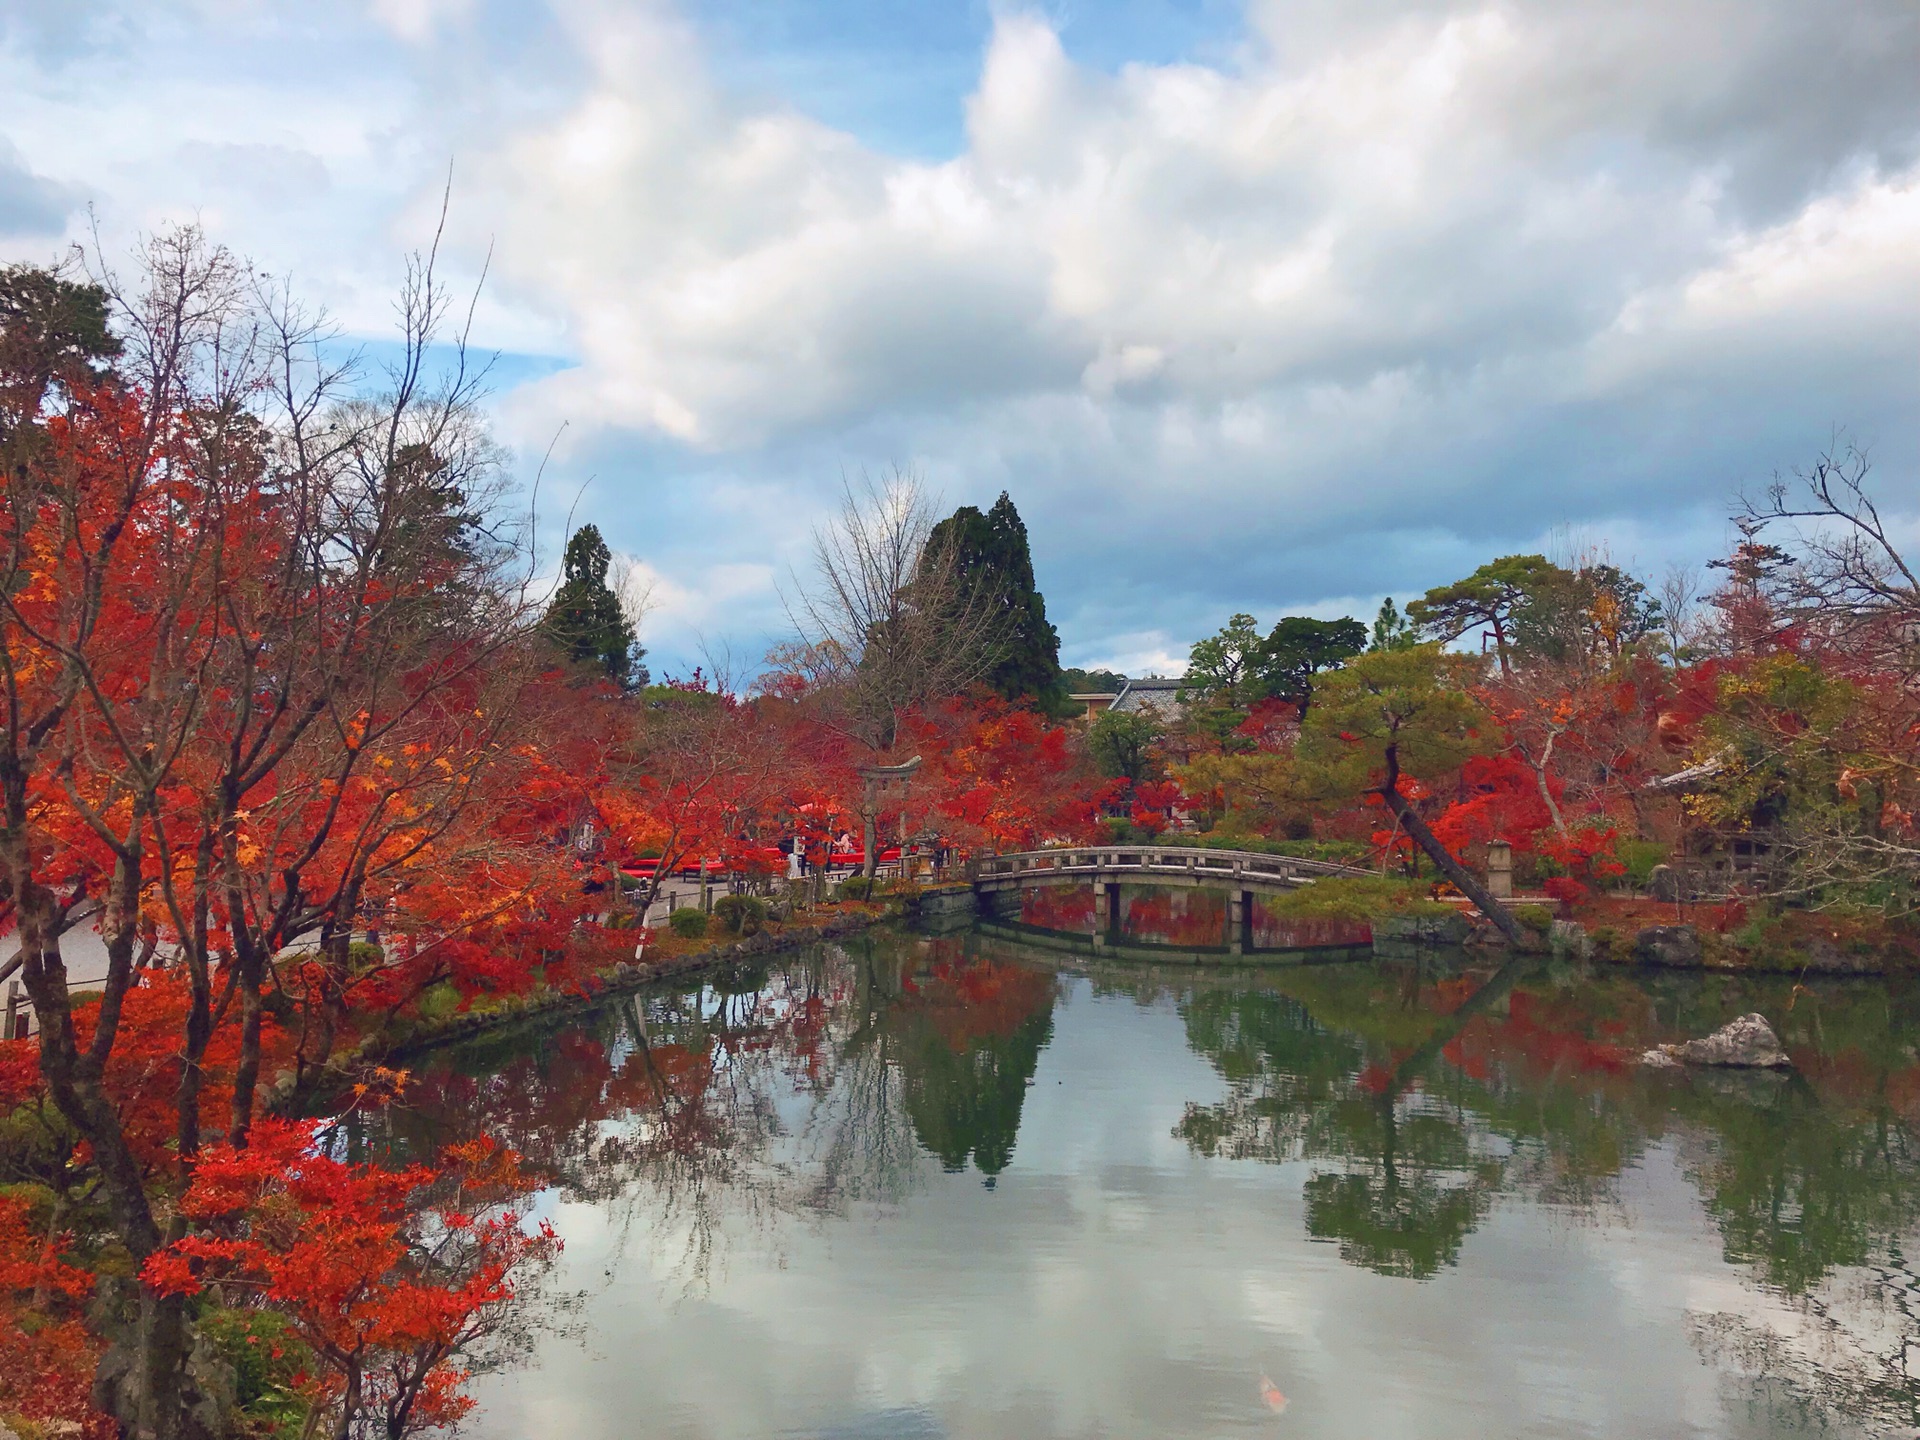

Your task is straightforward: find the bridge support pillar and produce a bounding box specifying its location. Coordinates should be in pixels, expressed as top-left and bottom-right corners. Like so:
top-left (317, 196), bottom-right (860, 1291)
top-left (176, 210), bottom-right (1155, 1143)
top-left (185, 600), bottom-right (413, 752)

top-left (1228, 889), bottom-right (1252, 955)
top-left (1093, 878), bottom-right (1120, 946)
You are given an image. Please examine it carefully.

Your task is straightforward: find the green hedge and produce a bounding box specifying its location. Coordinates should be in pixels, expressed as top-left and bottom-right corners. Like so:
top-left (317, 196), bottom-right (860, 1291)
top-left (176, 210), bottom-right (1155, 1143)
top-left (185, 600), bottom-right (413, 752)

top-left (1263, 875), bottom-right (1452, 922)
top-left (668, 907), bottom-right (709, 939)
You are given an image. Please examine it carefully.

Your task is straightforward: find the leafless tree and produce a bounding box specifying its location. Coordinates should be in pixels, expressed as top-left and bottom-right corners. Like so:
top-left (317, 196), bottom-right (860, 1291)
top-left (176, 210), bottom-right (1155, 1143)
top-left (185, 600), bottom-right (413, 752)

top-left (781, 468), bottom-right (1006, 869)
top-left (1746, 443), bottom-right (1920, 666)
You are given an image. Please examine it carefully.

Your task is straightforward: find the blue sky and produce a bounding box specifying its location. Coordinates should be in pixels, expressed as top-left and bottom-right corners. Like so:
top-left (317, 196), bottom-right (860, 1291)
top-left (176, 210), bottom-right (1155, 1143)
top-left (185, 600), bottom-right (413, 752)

top-left (3, 0), bottom-right (1917, 678)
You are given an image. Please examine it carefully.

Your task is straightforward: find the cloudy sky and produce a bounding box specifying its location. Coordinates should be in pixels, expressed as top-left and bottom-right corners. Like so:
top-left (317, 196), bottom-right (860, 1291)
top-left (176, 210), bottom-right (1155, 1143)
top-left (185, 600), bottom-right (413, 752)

top-left (4, 0), bottom-right (1917, 676)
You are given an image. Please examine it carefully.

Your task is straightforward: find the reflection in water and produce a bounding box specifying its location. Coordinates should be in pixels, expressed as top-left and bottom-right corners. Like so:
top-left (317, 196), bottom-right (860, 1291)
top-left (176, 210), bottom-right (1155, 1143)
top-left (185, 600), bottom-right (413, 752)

top-left (353, 930), bottom-right (1920, 1438)
top-left (362, 936), bottom-right (1056, 1286)
top-left (1163, 953), bottom-right (1920, 1431)
top-left (1017, 881), bottom-right (1372, 951)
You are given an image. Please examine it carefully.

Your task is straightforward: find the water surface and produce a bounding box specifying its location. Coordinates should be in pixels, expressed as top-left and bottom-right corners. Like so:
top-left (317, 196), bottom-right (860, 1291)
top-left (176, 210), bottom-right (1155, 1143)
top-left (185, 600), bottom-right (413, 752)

top-left (371, 922), bottom-right (1920, 1439)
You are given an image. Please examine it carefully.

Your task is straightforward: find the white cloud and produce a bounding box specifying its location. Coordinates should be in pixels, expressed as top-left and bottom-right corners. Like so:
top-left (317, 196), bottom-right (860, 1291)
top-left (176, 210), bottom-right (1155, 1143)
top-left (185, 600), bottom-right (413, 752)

top-left (3, 0), bottom-right (1917, 672)
top-left (366, 0), bottom-right (474, 44)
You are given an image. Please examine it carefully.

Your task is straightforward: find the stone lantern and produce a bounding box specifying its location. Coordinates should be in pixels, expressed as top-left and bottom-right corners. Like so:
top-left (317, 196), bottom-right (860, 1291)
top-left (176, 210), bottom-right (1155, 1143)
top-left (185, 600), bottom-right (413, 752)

top-left (1486, 838), bottom-right (1514, 899)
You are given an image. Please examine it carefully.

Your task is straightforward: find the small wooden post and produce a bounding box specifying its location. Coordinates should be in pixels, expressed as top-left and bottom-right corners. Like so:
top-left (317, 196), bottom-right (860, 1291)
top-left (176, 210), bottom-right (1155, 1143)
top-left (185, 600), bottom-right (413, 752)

top-left (4, 980), bottom-right (18, 1041)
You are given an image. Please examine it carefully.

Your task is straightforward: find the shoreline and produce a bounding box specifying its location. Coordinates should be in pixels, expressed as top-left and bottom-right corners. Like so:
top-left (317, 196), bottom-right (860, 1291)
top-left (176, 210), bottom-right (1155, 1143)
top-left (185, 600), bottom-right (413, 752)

top-left (267, 900), bottom-right (913, 1114)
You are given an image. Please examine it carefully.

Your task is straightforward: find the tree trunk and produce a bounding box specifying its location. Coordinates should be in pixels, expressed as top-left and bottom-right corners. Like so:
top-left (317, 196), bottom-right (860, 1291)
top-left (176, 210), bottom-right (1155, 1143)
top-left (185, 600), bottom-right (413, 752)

top-left (13, 890), bottom-right (193, 1438)
top-left (1376, 780), bottom-right (1534, 950)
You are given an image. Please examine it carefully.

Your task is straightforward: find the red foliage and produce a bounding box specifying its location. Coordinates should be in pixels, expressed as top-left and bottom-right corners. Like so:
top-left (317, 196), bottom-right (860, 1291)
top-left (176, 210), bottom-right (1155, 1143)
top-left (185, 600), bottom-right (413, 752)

top-left (143, 1119), bottom-right (558, 1437)
top-left (0, 1195), bottom-right (108, 1435)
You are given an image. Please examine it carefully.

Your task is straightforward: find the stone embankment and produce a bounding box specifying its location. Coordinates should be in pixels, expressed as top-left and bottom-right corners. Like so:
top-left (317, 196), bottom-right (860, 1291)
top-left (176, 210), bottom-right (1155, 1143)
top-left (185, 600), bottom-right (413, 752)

top-left (1540, 919), bottom-right (1894, 973)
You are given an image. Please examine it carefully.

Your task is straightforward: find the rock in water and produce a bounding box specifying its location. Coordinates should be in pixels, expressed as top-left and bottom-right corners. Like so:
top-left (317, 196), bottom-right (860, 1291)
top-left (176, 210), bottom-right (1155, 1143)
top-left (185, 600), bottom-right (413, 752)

top-left (1674, 1012), bottom-right (1791, 1068)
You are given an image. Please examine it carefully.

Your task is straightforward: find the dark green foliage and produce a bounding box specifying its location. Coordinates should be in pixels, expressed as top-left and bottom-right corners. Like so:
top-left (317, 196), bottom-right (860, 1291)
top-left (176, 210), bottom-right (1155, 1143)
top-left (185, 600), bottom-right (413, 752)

top-left (668, 907), bottom-right (708, 939)
top-left (373, 444), bottom-right (487, 578)
top-left (927, 492), bottom-right (1065, 711)
top-left (1156, 833), bottom-right (1370, 864)
top-left (544, 524), bottom-right (645, 690)
top-left (1186, 612), bottom-right (1366, 715)
top-left (1512, 903), bottom-right (1555, 935)
top-left (712, 894), bottom-right (769, 936)
top-left (1406, 554), bottom-right (1568, 671)
top-left (837, 875), bottom-right (875, 901)
top-left (198, 1306), bottom-right (313, 1432)
top-left (1263, 875), bottom-right (1452, 922)
top-left (897, 986), bottom-right (1055, 1177)
top-left (1263, 616), bottom-right (1367, 717)
top-left (1370, 597), bottom-right (1418, 651)
top-left (0, 263), bottom-right (120, 428)
top-left (1508, 562), bottom-right (1664, 663)
top-left (1185, 613), bottom-right (1266, 706)
top-left (1062, 667), bottom-right (1126, 695)
top-left (1086, 708), bottom-right (1164, 783)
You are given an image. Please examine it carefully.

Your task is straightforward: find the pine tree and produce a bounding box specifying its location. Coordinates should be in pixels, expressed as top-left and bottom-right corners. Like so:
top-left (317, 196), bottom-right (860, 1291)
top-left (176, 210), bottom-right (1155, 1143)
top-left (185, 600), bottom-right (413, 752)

top-left (544, 524), bottom-right (643, 689)
top-left (1371, 597), bottom-right (1418, 652)
top-left (927, 492), bottom-right (1066, 711)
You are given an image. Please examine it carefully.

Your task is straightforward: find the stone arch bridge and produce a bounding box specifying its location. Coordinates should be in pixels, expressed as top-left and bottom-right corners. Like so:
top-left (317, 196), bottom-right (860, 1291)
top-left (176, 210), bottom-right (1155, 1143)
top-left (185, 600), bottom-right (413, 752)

top-left (970, 845), bottom-right (1374, 956)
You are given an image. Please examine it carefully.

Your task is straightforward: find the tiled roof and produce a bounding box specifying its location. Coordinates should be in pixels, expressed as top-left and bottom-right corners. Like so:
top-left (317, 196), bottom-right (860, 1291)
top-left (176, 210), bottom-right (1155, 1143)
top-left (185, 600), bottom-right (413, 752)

top-left (1110, 675), bottom-right (1191, 717)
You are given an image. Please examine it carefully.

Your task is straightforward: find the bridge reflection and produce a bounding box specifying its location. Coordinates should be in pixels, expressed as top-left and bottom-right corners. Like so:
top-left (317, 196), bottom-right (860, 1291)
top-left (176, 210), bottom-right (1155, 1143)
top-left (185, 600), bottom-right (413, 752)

top-left (987, 882), bottom-right (1373, 963)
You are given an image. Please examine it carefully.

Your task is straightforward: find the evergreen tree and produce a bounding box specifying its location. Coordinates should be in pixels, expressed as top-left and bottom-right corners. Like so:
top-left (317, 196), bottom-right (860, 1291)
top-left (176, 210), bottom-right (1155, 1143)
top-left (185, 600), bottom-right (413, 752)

top-left (1264, 615), bottom-right (1368, 718)
top-left (544, 524), bottom-right (643, 689)
top-left (927, 492), bottom-right (1066, 711)
top-left (1370, 597), bottom-right (1418, 651)
top-left (1405, 554), bottom-right (1570, 676)
top-left (1062, 666), bottom-right (1126, 694)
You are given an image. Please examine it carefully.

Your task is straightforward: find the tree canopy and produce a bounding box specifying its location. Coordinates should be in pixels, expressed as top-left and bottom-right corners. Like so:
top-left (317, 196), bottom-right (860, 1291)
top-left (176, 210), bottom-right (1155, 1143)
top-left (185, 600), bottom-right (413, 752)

top-left (544, 523), bottom-right (644, 690)
top-left (1185, 612), bottom-right (1366, 716)
top-left (927, 492), bottom-right (1065, 712)
top-left (1087, 707), bottom-right (1164, 783)
top-left (1406, 555), bottom-right (1569, 675)
top-left (1062, 666), bottom-right (1127, 694)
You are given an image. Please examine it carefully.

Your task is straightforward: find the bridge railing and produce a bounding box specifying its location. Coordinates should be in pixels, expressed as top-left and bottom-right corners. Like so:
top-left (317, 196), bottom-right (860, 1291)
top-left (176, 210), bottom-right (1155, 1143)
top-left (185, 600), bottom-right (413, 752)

top-left (971, 845), bottom-right (1370, 886)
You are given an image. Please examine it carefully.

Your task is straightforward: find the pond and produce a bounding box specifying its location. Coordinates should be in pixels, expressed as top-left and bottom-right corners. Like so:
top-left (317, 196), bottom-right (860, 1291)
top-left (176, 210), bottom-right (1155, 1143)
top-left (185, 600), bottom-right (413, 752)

top-left (353, 917), bottom-right (1920, 1439)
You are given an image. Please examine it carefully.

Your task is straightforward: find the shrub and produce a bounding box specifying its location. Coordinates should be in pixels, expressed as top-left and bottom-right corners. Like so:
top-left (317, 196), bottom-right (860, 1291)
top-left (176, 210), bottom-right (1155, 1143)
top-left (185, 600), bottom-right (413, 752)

top-left (1265, 875), bottom-right (1450, 923)
top-left (1541, 876), bottom-right (1588, 908)
top-left (416, 982), bottom-right (461, 1022)
top-left (1615, 838), bottom-right (1670, 890)
top-left (1513, 903), bottom-right (1555, 935)
top-left (838, 875), bottom-right (874, 902)
top-left (199, 1305), bottom-right (312, 1433)
top-left (346, 940), bottom-right (385, 971)
top-left (668, 907), bottom-right (709, 939)
top-left (713, 894), bottom-right (769, 936)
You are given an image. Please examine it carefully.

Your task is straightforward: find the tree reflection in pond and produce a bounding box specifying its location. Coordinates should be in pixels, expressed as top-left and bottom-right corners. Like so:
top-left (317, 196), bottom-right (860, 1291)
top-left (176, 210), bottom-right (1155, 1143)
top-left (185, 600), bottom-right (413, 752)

top-left (1164, 952), bottom-right (1920, 1433)
top-left (340, 931), bottom-right (1920, 1437)
top-left (351, 932), bottom-right (1057, 1287)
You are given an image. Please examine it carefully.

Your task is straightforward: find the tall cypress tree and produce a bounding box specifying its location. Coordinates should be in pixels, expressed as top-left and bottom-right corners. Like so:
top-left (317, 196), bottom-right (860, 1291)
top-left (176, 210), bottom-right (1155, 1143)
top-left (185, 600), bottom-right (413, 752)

top-left (544, 524), bottom-right (644, 689)
top-left (928, 492), bottom-right (1066, 711)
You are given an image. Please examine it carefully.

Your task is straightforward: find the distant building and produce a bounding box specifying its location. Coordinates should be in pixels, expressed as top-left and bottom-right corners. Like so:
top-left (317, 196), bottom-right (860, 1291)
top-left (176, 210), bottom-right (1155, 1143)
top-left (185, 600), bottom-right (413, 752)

top-left (1108, 676), bottom-right (1190, 721)
top-left (1067, 691), bottom-right (1121, 722)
